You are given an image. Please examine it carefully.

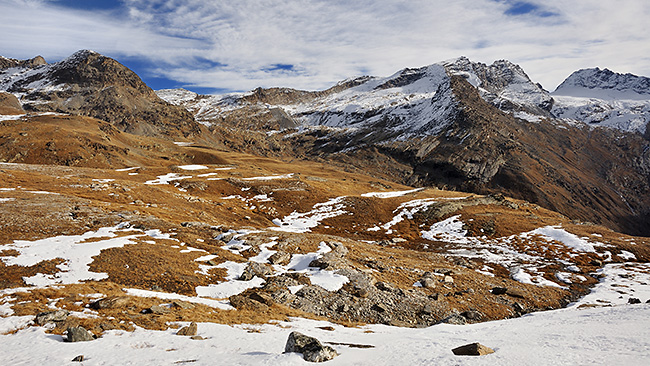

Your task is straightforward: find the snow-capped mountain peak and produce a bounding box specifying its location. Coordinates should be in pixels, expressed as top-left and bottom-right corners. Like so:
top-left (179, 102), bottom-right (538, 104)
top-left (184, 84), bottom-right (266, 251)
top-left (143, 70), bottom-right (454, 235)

top-left (551, 68), bottom-right (650, 135)
top-left (554, 67), bottom-right (650, 100)
top-left (441, 56), bottom-right (553, 117)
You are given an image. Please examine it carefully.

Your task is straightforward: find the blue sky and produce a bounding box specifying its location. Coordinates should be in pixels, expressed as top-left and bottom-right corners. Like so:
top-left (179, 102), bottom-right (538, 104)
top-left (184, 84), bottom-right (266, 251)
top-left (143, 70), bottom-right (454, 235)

top-left (1, 0), bottom-right (649, 94)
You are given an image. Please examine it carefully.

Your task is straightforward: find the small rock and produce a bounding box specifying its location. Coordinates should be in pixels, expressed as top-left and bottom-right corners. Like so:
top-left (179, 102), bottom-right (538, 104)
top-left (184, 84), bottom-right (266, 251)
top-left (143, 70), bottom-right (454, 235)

top-left (239, 262), bottom-right (273, 281)
top-left (452, 342), bottom-right (495, 356)
top-left (441, 313), bottom-right (466, 325)
top-left (142, 305), bottom-right (170, 314)
top-left (506, 288), bottom-right (525, 299)
top-left (590, 259), bottom-right (603, 267)
top-left (190, 335), bottom-right (204, 340)
top-left (66, 326), bottom-right (95, 342)
top-left (461, 310), bottom-right (482, 321)
top-left (268, 251), bottom-right (292, 265)
top-left (391, 237), bottom-right (407, 243)
top-left (375, 282), bottom-right (395, 292)
top-left (513, 302), bottom-right (526, 313)
top-left (628, 298), bottom-right (641, 304)
top-left (420, 277), bottom-right (437, 288)
top-left (206, 259), bottom-right (221, 266)
top-left (177, 322), bottom-right (198, 336)
top-left (172, 300), bottom-right (195, 310)
top-left (89, 296), bottom-right (129, 310)
top-left (35, 309), bottom-right (69, 325)
top-left (72, 355), bottom-right (84, 362)
top-left (421, 304), bottom-right (434, 315)
top-left (443, 275), bottom-right (454, 284)
top-left (491, 287), bottom-right (508, 295)
top-left (285, 331), bottom-right (338, 362)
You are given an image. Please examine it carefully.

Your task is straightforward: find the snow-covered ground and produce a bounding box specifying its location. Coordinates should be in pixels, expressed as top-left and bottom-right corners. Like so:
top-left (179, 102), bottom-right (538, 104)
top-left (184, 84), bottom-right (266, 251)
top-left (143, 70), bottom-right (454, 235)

top-left (1, 269), bottom-right (648, 365)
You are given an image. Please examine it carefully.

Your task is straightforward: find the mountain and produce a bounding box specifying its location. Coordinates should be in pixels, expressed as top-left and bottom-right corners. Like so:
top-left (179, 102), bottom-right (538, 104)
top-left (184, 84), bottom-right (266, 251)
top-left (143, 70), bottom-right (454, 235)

top-left (0, 50), bottom-right (200, 138)
top-left (159, 58), bottom-right (650, 236)
top-left (554, 67), bottom-right (650, 99)
top-left (551, 68), bottom-right (650, 138)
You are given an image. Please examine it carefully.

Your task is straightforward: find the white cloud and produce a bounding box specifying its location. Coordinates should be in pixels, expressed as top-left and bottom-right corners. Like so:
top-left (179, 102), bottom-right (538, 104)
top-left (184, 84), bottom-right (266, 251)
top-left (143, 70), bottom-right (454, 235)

top-left (1, 0), bottom-right (649, 92)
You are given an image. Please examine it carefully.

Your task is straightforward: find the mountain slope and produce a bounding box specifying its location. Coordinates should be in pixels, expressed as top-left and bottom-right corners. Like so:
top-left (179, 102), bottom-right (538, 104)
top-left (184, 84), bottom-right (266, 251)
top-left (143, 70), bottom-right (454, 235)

top-left (0, 50), bottom-right (200, 138)
top-left (160, 59), bottom-right (650, 236)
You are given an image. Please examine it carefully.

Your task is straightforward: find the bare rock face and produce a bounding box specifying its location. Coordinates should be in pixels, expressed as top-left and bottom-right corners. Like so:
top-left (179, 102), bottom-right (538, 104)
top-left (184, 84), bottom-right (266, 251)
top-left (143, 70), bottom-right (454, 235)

top-left (285, 331), bottom-right (338, 362)
top-left (452, 342), bottom-right (495, 356)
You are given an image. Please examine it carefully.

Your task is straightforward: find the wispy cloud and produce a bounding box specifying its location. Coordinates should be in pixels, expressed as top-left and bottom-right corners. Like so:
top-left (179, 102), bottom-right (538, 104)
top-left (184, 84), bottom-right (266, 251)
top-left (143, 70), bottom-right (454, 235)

top-left (1, 0), bottom-right (649, 93)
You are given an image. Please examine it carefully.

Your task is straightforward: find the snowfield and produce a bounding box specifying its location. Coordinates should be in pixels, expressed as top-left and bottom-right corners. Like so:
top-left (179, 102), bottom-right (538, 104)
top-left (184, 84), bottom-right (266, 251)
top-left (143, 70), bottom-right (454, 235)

top-left (0, 286), bottom-right (648, 365)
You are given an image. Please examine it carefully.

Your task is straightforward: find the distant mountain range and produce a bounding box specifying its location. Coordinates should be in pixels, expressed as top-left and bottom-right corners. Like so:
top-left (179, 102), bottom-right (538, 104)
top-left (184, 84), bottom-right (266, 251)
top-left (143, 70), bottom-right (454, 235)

top-left (2, 50), bottom-right (649, 235)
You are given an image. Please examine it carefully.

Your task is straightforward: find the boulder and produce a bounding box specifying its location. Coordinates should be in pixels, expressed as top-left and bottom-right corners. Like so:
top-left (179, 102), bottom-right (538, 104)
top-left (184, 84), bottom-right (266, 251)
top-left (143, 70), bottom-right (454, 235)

top-left (239, 262), bottom-right (273, 281)
top-left (72, 355), bottom-right (84, 362)
top-left (35, 309), bottom-right (69, 325)
top-left (229, 294), bottom-right (270, 312)
top-left (177, 322), bottom-right (198, 336)
top-left (491, 287), bottom-right (508, 295)
top-left (419, 276), bottom-right (437, 288)
top-left (65, 326), bottom-right (95, 342)
top-left (628, 298), bottom-right (641, 304)
top-left (506, 288), bottom-right (525, 298)
top-left (452, 342), bottom-right (495, 356)
top-left (285, 331), bottom-right (338, 362)
top-left (309, 242), bottom-right (348, 270)
top-left (268, 251), bottom-right (292, 265)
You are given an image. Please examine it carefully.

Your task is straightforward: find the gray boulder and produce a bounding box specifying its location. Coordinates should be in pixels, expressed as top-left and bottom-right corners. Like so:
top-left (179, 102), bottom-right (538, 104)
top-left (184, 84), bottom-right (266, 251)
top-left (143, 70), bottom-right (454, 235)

top-left (239, 262), bottom-right (273, 281)
top-left (65, 326), bottom-right (95, 342)
top-left (285, 331), bottom-right (338, 362)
